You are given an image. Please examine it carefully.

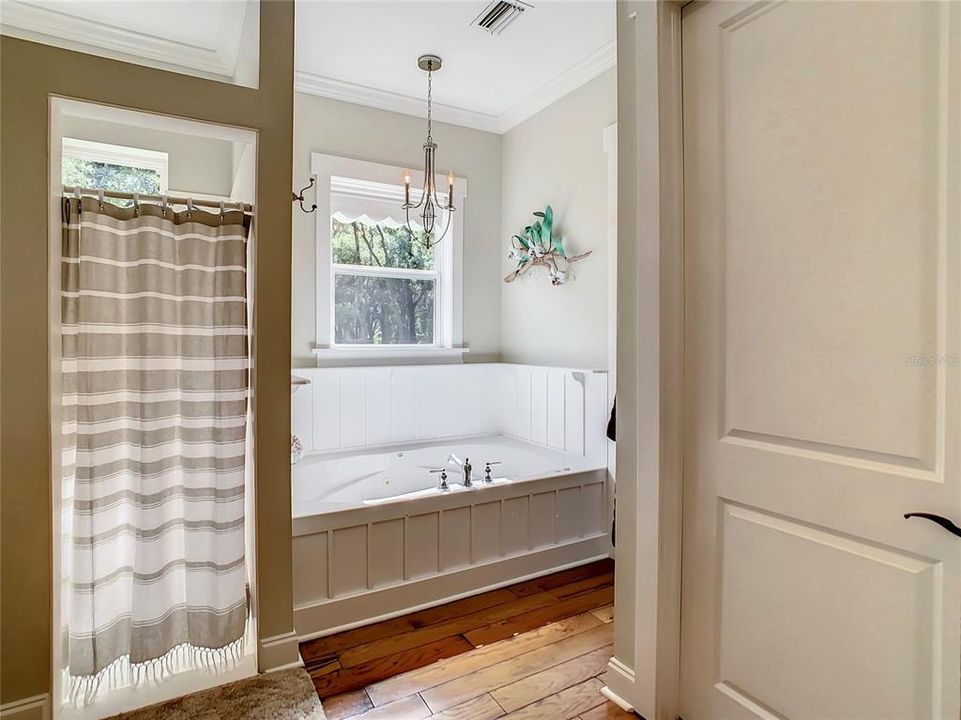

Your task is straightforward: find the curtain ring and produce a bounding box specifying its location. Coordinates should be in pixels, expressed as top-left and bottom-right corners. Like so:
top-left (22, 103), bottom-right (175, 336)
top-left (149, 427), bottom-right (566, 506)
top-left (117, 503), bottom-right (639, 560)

top-left (219, 200), bottom-right (226, 224)
top-left (133, 192), bottom-right (140, 216)
top-left (161, 194), bottom-right (168, 217)
top-left (97, 188), bottom-right (105, 211)
top-left (187, 197), bottom-right (194, 220)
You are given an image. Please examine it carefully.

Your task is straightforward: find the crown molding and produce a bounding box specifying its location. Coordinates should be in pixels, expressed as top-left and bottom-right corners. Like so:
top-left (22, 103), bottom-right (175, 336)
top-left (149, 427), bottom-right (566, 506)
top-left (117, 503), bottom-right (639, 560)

top-left (294, 70), bottom-right (504, 134)
top-left (295, 40), bottom-right (616, 135)
top-left (499, 41), bottom-right (616, 131)
top-left (0, 0), bottom-right (237, 80)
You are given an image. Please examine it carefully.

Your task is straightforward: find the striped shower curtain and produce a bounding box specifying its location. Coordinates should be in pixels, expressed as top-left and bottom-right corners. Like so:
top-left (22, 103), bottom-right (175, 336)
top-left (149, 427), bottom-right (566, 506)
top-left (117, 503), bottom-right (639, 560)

top-left (61, 197), bottom-right (251, 701)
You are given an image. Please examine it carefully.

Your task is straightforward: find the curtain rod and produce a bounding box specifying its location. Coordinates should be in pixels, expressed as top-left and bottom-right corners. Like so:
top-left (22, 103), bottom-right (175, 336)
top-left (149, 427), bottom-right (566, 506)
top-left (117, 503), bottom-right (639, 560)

top-left (63, 186), bottom-right (254, 214)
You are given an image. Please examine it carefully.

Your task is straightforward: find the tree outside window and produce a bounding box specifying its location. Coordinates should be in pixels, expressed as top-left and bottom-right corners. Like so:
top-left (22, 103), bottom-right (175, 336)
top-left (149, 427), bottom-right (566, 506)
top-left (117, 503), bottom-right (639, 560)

top-left (331, 215), bottom-right (438, 345)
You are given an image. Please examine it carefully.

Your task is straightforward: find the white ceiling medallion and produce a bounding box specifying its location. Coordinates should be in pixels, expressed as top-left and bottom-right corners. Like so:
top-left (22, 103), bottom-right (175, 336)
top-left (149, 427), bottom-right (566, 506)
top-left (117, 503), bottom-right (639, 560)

top-left (294, 40), bottom-right (615, 135)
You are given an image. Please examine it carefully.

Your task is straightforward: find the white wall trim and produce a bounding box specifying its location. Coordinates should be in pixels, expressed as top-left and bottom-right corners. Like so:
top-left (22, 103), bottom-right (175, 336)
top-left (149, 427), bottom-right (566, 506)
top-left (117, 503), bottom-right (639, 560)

top-left (0, 695), bottom-right (50, 720)
top-left (258, 631), bottom-right (302, 673)
top-left (499, 41), bottom-right (616, 132)
top-left (600, 685), bottom-right (635, 713)
top-left (295, 41), bottom-right (615, 135)
top-left (611, 3), bottom-right (685, 720)
top-left (295, 70), bottom-right (503, 134)
top-left (603, 657), bottom-right (636, 711)
top-left (0, 1), bottom-right (239, 80)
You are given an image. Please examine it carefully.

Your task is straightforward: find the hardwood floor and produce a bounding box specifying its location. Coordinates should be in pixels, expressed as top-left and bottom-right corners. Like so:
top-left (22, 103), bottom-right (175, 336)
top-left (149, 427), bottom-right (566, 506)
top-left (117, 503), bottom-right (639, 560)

top-left (300, 559), bottom-right (635, 720)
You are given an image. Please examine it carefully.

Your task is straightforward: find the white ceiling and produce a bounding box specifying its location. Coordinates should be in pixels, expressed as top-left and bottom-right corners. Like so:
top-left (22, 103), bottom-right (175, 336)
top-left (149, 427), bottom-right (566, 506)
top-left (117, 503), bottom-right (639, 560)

top-left (295, 1), bottom-right (615, 133)
top-left (0, 0), bottom-right (615, 133)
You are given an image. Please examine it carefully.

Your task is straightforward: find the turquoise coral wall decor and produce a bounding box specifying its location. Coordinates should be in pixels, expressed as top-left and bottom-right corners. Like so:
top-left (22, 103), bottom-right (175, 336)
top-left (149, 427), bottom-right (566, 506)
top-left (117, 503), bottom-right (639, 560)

top-left (505, 205), bottom-right (591, 286)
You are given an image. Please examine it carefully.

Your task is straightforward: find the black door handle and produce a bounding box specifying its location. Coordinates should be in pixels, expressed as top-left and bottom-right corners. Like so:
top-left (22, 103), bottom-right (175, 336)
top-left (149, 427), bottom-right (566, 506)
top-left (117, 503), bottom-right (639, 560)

top-left (904, 512), bottom-right (961, 538)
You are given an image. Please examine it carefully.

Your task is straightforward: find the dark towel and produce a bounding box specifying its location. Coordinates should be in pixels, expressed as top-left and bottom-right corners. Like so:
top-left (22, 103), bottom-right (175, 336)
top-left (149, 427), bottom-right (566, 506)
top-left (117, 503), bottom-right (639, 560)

top-left (606, 399), bottom-right (616, 442)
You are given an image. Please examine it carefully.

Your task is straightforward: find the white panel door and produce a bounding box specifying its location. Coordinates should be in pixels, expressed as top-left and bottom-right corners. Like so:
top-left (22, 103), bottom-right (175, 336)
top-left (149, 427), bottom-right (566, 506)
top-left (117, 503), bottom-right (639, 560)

top-left (680, 2), bottom-right (961, 718)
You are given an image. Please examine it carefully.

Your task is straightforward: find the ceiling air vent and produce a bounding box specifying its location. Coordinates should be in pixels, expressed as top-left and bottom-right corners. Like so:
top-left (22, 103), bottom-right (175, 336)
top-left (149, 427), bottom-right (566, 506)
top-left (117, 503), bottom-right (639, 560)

top-left (471, 0), bottom-right (532, 35)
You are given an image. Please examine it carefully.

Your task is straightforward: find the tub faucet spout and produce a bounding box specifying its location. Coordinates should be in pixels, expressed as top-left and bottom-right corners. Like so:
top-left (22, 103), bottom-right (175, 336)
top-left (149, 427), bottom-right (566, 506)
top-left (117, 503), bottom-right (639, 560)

top-left (447, 453), bottom-right (473, 487)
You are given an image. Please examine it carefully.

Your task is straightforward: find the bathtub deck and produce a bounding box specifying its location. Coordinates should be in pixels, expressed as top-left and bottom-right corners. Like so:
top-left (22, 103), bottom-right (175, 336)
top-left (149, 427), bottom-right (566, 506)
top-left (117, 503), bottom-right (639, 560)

top-left (300, 558), bottom-right (632, 719)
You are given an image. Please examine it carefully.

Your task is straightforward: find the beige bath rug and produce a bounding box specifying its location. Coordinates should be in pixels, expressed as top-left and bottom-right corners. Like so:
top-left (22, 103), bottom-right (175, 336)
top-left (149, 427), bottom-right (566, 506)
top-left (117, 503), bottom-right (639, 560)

top-left (106, 668), bottom-right (325, 720)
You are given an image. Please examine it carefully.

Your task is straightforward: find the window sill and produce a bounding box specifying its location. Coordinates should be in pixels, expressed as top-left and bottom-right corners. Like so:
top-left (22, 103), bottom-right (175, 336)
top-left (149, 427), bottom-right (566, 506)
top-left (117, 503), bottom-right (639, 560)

top-left (312, 346), bottom-right (469, 361)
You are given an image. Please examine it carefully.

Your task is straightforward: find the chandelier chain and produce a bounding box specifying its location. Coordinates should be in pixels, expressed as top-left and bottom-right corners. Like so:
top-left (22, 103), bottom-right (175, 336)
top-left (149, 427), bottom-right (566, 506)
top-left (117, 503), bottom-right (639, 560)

top-left (426, 66), bottom-right (433, 144)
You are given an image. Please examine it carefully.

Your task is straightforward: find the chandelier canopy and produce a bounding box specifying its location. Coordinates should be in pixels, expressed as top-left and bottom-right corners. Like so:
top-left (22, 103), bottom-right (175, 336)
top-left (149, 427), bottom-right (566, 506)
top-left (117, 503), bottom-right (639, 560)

top-left (403, 54), bottom-right (455, 248)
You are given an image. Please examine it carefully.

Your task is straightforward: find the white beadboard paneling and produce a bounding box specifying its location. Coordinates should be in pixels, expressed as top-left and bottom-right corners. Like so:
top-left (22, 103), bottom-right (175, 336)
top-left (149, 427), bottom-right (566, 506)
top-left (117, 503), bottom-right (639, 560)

top-left (339, 370), bottom-right (367, 448)
top-left (440, 507), bottom-right (471, 570)
top-left (529, 491), bottom-right (555, 549)
top-left (292, 364), bottom-right (608, 459)
top-left (390, 368), bottom-right (418, 443)
top-left (406, 512), bottom-right (440, 579)
top-left (292, 531), bottom-right (328, 605)
top-left (497, 365), bottom-right (518, 437)
top-left (515, 366), bottom-right (533, 440)
top-left (291, 383), bottom-right (314, 453)
top-left (331, 525), bottom-right (367, 597)
top-left (416, 366), bottom-right (460, 439)
top-left (366, 367), bottom-right (392, 446)
top-left (556, 486), bottom-right (583, 543)
top-left (370, 519), bottom-right (405, 588)
top-left (530, 369), bottom-right (548, 444)
top-left (313, 370), bottom-right (341, 451)
top-left (565, 373), bottom-right (586, 455)
top-left (547, 370), bottom-right (566, 450)
top-left (461, 366), bottom-right (486, 437)
top-left (480, 366), bottom-right (501, 434)
top-left (583, 371), bottom-right (609, 464)
top-left (502, 496), bottom-right (529, 556)
top-left (471, 501), bottom-right (502, 563)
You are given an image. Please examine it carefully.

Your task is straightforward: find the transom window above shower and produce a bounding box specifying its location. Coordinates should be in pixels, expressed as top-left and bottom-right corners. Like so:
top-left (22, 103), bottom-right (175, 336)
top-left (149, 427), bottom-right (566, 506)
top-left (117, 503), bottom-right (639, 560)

top-left (311, 153), bottom-right (467, 360)
top-left (62, 137), bottom-right (169, 205)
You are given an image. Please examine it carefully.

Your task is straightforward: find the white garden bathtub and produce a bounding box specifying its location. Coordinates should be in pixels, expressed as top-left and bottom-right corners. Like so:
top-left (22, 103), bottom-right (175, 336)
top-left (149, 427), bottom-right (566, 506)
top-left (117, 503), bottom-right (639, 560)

top-left (292, 435), bottom-right (596, 515)
top-left (291, 434), bottom-right (610, 639)
top-left (290, 364), bottom-right (612, 640)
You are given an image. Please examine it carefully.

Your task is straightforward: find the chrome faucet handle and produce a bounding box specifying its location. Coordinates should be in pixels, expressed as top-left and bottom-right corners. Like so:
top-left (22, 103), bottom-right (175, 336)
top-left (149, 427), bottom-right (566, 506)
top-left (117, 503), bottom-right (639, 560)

top-left (429, 468), bottom-right (450, 492)
top-left (484, 461), bottom-right (501, 483)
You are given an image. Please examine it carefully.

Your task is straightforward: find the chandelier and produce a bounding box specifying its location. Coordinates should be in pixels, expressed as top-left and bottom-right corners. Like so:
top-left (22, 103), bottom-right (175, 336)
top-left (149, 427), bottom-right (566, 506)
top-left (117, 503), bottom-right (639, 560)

top-left (403, 54), bottom-right (456, 248)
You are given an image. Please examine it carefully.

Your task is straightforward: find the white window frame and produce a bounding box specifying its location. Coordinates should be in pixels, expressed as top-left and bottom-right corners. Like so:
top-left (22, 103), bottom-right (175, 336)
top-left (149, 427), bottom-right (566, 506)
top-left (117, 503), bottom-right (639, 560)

top-left (61, 137), bottom-right (169, 191)
top-left (311, 152), bottom-right (466, 361)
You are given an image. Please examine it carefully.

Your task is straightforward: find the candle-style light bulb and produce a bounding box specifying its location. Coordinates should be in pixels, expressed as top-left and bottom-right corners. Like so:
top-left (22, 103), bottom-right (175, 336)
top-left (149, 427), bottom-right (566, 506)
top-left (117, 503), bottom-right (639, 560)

top-left (447, 171), bottom-right (454, 208)
top-left (404, 171), bottom-right (411, 206)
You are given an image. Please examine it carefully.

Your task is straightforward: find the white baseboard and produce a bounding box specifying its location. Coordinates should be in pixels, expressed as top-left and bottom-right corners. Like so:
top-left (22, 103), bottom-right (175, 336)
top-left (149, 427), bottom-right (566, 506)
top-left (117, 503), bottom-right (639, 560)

top-left (603, 657), bottom-right (637, 713)
top-left (259, 631), bottom-right (301, 672)
top-left (0, 694), bottom-right (50, 720)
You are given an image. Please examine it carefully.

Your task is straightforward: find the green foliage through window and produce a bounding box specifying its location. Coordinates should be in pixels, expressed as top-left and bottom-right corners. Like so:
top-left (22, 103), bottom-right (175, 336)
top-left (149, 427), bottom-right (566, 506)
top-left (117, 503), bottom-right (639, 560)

top-left (62, 157), bottom-right (161, 207)
top-left (331, 217), bottom-right (434, 270)
top-left (331, 215), bottom-right (438, 346)
top-left (334, 274), bottom-right (435, 345)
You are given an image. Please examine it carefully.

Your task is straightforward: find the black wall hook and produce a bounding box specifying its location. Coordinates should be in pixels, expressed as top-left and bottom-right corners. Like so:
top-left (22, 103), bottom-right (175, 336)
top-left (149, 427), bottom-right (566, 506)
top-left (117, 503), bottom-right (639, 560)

top-left (293, 177), bottom-right (317, 214)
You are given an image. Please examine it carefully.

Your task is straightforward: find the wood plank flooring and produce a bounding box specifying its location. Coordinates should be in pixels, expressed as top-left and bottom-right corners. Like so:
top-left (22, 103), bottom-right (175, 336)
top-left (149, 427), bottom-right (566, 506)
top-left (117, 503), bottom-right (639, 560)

top-left (300, 559), bottom-right (636, 720)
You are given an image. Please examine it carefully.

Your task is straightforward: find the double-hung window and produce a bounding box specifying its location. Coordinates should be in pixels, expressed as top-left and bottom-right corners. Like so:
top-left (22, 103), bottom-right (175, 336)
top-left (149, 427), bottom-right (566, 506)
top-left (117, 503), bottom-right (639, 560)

top-left (312, 154), bottom-right (465, 358)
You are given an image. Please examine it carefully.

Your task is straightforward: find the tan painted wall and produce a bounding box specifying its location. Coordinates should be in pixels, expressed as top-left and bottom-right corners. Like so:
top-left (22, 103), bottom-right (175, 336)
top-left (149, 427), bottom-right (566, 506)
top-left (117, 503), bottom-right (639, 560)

top-left (0, 4), bottom-right (295, 705)
top-left (291, 92), bottom-right (503, 366)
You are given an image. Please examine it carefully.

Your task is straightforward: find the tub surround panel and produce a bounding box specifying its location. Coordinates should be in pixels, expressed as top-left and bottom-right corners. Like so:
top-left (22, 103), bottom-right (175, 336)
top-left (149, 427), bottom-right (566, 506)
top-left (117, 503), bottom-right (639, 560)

top-left (292, 468), bottom-right (608, 638)
top-left (293, 469), bottom-right (610, 639)
top-left (292, 363), bottom-right (608, 463)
